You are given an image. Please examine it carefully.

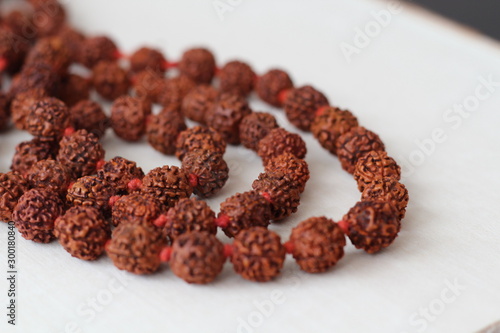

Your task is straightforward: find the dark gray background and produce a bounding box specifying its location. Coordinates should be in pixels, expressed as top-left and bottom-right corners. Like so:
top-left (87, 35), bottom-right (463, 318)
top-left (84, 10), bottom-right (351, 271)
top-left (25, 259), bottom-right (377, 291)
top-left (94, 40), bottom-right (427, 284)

top-left (411, 0), bottom-right (500, 40)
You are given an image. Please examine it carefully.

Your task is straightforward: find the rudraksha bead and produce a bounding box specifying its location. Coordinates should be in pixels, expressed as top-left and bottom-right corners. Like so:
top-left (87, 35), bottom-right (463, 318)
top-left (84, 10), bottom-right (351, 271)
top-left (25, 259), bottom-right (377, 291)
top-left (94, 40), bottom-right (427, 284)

top-left (31, 0), bottom-right (66, 37)
top-left (239, 112), bottom-right (278, 151)
top-left (257, 128), bottom-right (307, 165)
top-left (178, 48), bottom-right (216, 84)
top-left (3, 10), bottom-right (36, 42)
top-left (13, 188), bottom-right (64, 243)
top-left (10, 62), bottom-right (59, 96)
top-left (141, 165), bottom-right (193, 208)
top-left (252, 171), bottom-right (301, 221)
top-left (164, 197), bottom-right (217, 242)
top-left (335, 126), bottom-right (385, 174)
top-left (111, 193), bottom-right (165, 227)
top-left (10, 88), bottom-right (47, 130)
top-left (289, 217), bottom-right (346, 273)
top-left (27, 159), bottom-right (72, 196)
top-left (97, 157), bottom-right (145, 195)
top-left (107, 223), bottom-right (167, 274)
top-left (0, 172), bottom-right (29, 222)
top-left (181, 150), bottom-right (229, 198)
top-left (110, 96), bottom-right (150, 142)
top-left (181, 84), bottom-right (218, 124)
top-left (205, 92), bottom-right (252, 145)
top-left (57, 74), bottom-right (91, 107)
top-left (56, 25), bottom-right (85, 62)
top-left (67, 175), bottom-right (116, 216)
top-left (218, 60), bottom-right (255, 97)
top-left (311, 106), bottom-right (359, 155)
top-left (361, 177), bottom-right (409, 220)
top-left (57, 129), bottom-right (104, 178)
top-left (264, 152), bottom-right (310, 193)
top-left (218, 191), bottom-right (271, 238)
top-left (175, 125), bottom-right (227, 161)
top-left (92, 60), bottom-right (130, 100)
top-left (24, 36), bottom-right (71, 75)
top-left (0, 28), bottom-right (30, 75)
top-left (283, 85), bottom-right (329, 131)
top-left (354, 150), bottom-right (401, 192)
top-left (170, 231), bottom-right (225, 284)
top-left (256, 69), bottom-right (293, 107)
top-left (132, 69), bottom-right (164, 103)
top-left (10, 139), bottom-right (56, 175)
top-left (342, 200), bottom-right (400, 254)
top-left (25, 97), bottom-right (70, 142)
top-left (147, 107), bottom-right (187, 155)
top-left (78, 36), bottom-right (118, 69)
top-left (157, 76), bottom-right (196, 109)
top-left (129, 47), bottom-right (166, 74)
top-left (230, 227), bottom-right (286, 282)
top-left (54, 206), bottom-right (110, 261)
top-left (69, 100), bottom-right (108, 138)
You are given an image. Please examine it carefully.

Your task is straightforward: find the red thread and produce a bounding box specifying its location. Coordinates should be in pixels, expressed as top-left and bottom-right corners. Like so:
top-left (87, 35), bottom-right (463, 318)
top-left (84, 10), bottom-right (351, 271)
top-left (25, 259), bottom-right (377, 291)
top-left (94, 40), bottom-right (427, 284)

top-left (162, 60), bottom-right (178, 70)
top-left (127, 178), bottom-right (143, 191)
top-left (159, 246), bottom-right (172, 262)
top-left (261, 192), bottom-right (273, 204)
top-left (153, 214), bottom-right (168, 228)
top-left (63, 127), bottom-right (75, 136)
top-left (337, 220), bottom-right (350, 235)
top-left (0, 58), bottom-right (7, 72)
top-left (188, 173), bottom-right (199, 188)
top-left (214, 214), bottom-right (230, 228)
top-left (277, 89), bottom-right (291, 104)
top-left (223, 244), bottom-right (233, 258)
top-left (108, 195), bottom-right (120, 208)
top-left (315, 105), bottom-right (329, 117)
top-left (96, 159), bottom-right (106, 171)
top-left (284, 241), bottom-right (294, 254)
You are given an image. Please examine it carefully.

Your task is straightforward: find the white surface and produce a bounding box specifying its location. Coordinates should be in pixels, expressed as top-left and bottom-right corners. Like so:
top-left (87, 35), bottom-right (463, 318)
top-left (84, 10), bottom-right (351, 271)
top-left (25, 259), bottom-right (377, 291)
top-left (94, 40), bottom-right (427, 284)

top-left (1, 0), bottom-right (500, 332)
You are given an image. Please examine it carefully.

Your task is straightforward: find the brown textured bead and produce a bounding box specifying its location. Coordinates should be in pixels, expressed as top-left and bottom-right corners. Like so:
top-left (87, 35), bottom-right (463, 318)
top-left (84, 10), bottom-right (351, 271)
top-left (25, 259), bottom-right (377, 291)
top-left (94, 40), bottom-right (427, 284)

top-left (11, 139), bottom-right (56, 175)
top-left (129, 47), bottom-right (166, 74)
top-left (3, 10), bottom-right (36, 42)
top-left (157, 76), bottom-right (196, 109)
top-left (27, 159), bottom-right (72, 195)
top-left (354, 150), bottom-right (401, 192)
top-left (97, 157), bottom-right (145, 195)
top-left (78, 36), bottom-right (118, 69)
top-left (165, 197), bottom-right (216, 242)
top-left (335, 126), bottom-right (386, 174)
top-left (56, 25), bottom-right (85, 62)
top-left (111, 193), bottom-right (165, 227)
top-left (92, 60), bottom-right (130, 101)
top-left (0, 101), bottom-right (8, 131)
top-left (283, 85), bottom-right (329, 131)
top-left (181, 84), bottom-right (218, 124)
top-left (57, 74), bottom-right (91, 107)
top-left (13, 188), bottom-right (64, 243)
top-left (25, 36), bottom-right (71, 75)
top-left (361, 177), bottom-right (409, 220)
top-left (57, 129), bottom-right (105, 178)
top-left (289, 217), bottom-right (346, 273)
top-left (252, 171), bottom-right (301, 221)
top-left (110, 96), bottom-right (150, 142)
top-left (219, 191), bottom-right (271, 238)
top-left (0, 28), bottom-right (30, 75)
top-left (239, 112), bottom-right (279, 151)
top-left (264, 152), bottom-right (310, 193)
top-left (147, 107), bottom-right (187, 155)
top-left (10, 88), bottom-right (47, 130)
top-left (257, 128), bottom-right (307, 165)
top-left (178, 48), bottom-right (216, 84)
top-left (343, 200), bottom-right (400, 254)
top-left (9, 62), bottom-right (59, 96)
top-left (0, 172), bottom-right (29, 222)
top-left (67, 175), bottom-right (116, 216)
top-left (69, 100), bottom-right (108, 138)
top-left (54, 206), bottom-right (110, 260)
top-left (175, 126), bottom-right (226, 161)
top-left (31, 0), bottom-right (66, 37)
top-left (141, 165), bottom-right (193, 208)
top-left (231, 227), bottom-right (286, 282)
top-left (311, 106), bottom-right (359, 155)
top-left (25, 97), bottom-right (70, 142)
top-left (205, 92), bottom-right (252, 145)
top-left (181, 150), bottom-right (229, 198)
top-left (107, 223), bottom-right (167, 274)
top-left (218, 60), bottom-right (255, 96)
top-left (256, 69), bottom-right (293, 107)
top-left (170, 231), bottom-right (225, 284)
top-left (132, 69), bottom-right (164, 103)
